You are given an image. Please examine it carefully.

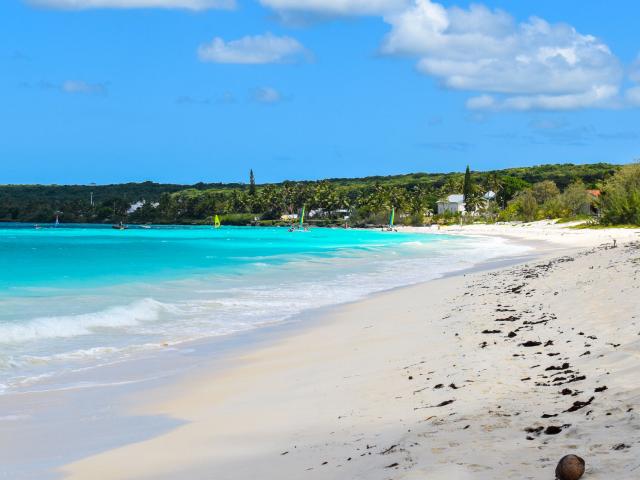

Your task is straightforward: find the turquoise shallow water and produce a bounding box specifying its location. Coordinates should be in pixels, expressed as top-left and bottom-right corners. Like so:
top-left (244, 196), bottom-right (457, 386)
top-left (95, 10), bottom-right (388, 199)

top-left (0, 224), bottom-right (432, 291)
top-left (0, 224), bottom-right (528, 394)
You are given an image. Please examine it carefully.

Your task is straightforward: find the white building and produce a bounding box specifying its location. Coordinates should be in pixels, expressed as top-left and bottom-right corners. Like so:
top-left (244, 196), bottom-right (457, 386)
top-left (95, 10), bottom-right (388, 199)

top-left (437, 191), bottom-right (496, 215)
top-left (127, 201), bottom-right (145, 214)
top-left (437, 194), bottom-right (465, 214)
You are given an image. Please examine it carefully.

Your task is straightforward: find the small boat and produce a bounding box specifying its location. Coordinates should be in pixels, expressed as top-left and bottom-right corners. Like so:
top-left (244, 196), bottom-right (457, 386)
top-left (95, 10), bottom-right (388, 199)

top-left (140, 225), bottom-right (152, 229)
top-left (290, 206), bottom-right (309, 232)
top-left (112, 222), bottom-right (128, 230)
top-left (386, 207), bottom-right (397, 232)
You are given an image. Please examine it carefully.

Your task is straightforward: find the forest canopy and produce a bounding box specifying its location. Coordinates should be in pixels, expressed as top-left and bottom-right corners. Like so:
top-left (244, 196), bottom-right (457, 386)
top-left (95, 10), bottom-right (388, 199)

top-left (0, 163), bottom-right (628, 225)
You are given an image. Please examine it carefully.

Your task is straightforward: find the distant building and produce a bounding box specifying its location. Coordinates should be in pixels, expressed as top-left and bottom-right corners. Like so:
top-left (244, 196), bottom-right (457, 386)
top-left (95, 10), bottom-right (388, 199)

top-left (587, 189), bottom-right (601, 199)
top-left (437, 191), bottom-right (496, 215)
top-left (127, 201), bottom-right (145, 214)
top-left (127, 200), bottom-right (159, 214)
top-left (483, 190), bottom-right (497, 202)
top-left (308, 208), bottom-right (350, 220)
top-left (437, 194), bottom-right (465, 215)
top-left (280, 213), bottom-right (298, 221)
top-left (587, 189), bottom-right (601, 216)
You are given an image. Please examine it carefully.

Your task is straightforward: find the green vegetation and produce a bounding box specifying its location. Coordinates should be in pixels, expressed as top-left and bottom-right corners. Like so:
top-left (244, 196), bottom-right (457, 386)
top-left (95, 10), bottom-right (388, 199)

top-left (599, 163), bottom-right (640, 226)
top-left (0, 162), bottom-right (637, 227)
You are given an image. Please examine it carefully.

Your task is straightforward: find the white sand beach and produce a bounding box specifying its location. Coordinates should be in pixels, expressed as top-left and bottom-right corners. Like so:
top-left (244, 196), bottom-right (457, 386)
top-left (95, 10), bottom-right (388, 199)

top-left (59, 224), bottom-right (640, 480)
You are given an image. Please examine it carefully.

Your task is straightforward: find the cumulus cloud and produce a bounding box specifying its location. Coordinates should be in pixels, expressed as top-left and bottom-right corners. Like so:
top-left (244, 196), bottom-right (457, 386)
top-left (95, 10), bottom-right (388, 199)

top-left (259, 0), bottom-right (408, 16)
top-left (198, 33), bottom-right (306, 64)
top-left (466, 86), bottom-right (619, 112)
top-left (252, 86), bottom-right (282, 103)
top-left (380, 0), bottom-right (622, 110)
top-left (27, 0), bottom-right (234, 9)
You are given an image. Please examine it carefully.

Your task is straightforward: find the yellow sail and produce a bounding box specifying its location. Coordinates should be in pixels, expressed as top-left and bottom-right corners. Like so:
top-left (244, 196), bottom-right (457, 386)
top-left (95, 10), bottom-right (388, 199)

top-left (214, 215), bottom-right (221, 228)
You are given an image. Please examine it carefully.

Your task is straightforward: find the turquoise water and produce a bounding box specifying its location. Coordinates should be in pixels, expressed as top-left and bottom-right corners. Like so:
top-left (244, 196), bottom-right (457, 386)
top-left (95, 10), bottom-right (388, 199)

top-left (0, 224), bottom-right (432, 292)
top-left (0, 224), bottom-right (527, 394)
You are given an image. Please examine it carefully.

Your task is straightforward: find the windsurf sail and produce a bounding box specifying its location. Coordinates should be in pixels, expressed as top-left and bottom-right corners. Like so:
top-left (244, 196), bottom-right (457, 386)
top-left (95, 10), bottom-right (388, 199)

top-left (300, 206), bottom-right (305, 228)
top-left (389, 207), bottom-right (395, 228)
top-left (54, 215), bottom-right (59, 227)
top-left (214, 215), bottom-right (221, 228)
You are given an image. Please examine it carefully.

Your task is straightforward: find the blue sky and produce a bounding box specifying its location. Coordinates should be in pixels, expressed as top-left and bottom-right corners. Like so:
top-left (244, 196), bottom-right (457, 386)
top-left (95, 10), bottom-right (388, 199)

top-left (1, 0), bottom-right (639, 184)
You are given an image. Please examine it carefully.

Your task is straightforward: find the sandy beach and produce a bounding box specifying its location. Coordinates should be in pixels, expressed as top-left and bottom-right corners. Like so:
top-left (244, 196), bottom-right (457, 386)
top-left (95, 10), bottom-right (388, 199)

top-left (53, 224), bottom-right (640, 480)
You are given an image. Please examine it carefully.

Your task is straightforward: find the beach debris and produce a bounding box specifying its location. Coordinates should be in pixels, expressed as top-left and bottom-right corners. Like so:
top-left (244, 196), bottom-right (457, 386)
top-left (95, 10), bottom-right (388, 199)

top-left (546, 363), bottom-right (570, 371)
top-left (612, 443), bottom-right (630, 450)
top-left (385, 462), bottom-right (399, 468)
top-left (520, 340), bottom-right (542, 347)
top-left (555, 454), bottom-right (585, 480)
top-left (482, 329), bottom-right (501, 334)
top-left (594, 386), bottom-right (608, 393)
top-left (565, 397), bottom-right (594, 413)
top-left (380, 444), bottom-right (398, 455)
top-left (545, 424), bottom-right (570, 435)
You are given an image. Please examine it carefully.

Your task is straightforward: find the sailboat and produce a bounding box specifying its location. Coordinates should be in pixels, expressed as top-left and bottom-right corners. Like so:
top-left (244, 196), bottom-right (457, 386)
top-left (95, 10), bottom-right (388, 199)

top-left (288, 206), bottom-right (308, 232)
top-left (54, 215), bottom-right (59, 228)
top-left (213, 215), bottom-right (221, 229)
top-left (387, 207), bottom-right (397, 231)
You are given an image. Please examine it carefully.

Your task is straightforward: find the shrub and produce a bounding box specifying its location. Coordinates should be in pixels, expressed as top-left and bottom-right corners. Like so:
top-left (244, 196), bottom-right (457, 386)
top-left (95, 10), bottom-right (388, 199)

top-left (532, 180), bottom-right (560, 204)
top-left (561, 181), bottom-right (591, 216)
top-left (600, 163), bottom-right (640, 225)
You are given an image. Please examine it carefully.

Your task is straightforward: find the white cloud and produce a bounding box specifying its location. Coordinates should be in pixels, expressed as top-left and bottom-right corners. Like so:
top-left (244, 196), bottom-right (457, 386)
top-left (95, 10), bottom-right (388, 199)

top-left (465, 94), bottom-right (495, 110)
top-left (259, 0), bottom-right (408, 16)
top-left (379, 0), bottom-right (622, 110)
top-left (62, 80), bottom-right (108, 95)
top-left (253, 86), bottom-right (282, 103)
top-left (467, 85), bottom-right (619, 112)
top-left (198, 33), bottom-right (306, 64)
top-left (27, 0), bottom-right (234, 10)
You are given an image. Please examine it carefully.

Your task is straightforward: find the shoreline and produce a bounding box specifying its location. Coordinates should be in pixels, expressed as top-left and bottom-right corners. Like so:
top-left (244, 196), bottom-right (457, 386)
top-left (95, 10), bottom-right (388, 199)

top-left (58, 225), bottom-right (639, 479)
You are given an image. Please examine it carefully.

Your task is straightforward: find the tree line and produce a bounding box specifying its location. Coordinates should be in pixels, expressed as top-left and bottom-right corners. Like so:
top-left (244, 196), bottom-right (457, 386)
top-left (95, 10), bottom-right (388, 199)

top-left (0, 162), bottom-right (637, 226)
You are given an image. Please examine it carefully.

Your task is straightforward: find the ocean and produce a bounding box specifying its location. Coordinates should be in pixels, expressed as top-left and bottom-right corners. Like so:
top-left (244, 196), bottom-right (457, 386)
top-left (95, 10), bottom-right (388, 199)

top-left (0, 224), bottom-right (529, 395)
